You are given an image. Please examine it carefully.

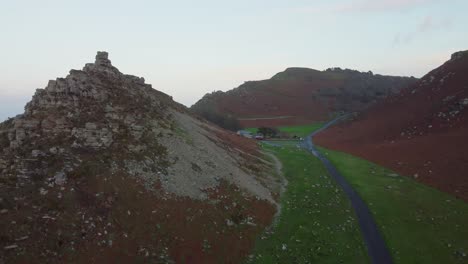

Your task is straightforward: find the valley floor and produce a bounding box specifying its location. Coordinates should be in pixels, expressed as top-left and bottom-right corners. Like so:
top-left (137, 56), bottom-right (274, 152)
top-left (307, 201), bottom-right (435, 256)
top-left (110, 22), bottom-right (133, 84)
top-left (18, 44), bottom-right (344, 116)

top-left (248, 122), bottom-right (468, 264)
top-left (319, 146), bottom-right (468, 263)
top-left (248, 142), bottom-right (369, 263)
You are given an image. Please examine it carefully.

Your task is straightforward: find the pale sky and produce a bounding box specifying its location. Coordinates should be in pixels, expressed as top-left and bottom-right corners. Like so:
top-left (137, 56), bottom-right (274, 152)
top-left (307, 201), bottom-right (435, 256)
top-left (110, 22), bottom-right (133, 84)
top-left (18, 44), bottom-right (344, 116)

top-left (1, 0), bottom-right (467, 121)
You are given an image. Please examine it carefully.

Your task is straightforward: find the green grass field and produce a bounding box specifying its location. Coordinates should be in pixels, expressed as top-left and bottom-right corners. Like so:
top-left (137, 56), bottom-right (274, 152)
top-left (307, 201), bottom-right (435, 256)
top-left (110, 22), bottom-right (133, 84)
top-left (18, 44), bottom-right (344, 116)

top-left (244, 123), bottom-right (324, 138)
top-left (244, 127), bottom-right (258, 134)
top-left (250, 122), bottom-right (468, 263)
top-left (276, 123), bottom-right (324, 137)
top-left (249, 143), bottom-right (369, 263)
top-left (317, 146), bottom-right (468, 264)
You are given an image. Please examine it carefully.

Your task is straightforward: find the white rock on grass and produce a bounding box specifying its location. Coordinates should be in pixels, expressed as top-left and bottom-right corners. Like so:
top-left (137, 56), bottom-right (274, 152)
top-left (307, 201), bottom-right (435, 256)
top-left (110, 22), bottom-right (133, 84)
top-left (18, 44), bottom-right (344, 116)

top-left (39, 188), bottom-right (48, 195)
top-left (54, 171), bottom-right (67, 185)
top-left (4, 244), bottom-right (18, 250)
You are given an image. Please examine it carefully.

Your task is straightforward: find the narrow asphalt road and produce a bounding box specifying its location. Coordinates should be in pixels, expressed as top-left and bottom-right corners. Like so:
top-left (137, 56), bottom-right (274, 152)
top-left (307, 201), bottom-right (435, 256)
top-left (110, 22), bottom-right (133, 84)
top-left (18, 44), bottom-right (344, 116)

top-left (304, 116), bottom-right (393, 264)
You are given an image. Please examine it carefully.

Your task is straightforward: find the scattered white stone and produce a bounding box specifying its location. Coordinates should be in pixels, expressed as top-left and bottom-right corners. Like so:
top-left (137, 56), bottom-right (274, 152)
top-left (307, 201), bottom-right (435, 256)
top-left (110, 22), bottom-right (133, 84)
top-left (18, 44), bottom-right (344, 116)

top-left (54, 171), bottom-right (67, 185)
top-left (15, 236), bottom-right (29, 241)
top-left (4, 244), bottom-right (18, 250)
top-left (49, 147), bottom-right (58, 154)
top-left (31, 150), bottom-right (45, 157)
top-left (226, 219), bottom-right (235, 227)
top-left (42, 215), bottom-right (56, 220)
top-left (39, 188), bottom-right (48, 195)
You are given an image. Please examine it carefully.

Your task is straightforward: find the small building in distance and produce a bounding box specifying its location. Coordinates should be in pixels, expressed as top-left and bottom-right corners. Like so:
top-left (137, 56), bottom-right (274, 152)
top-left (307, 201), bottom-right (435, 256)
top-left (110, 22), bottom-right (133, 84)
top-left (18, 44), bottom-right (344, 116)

top-left (237, 130), bottom-right (253, 138)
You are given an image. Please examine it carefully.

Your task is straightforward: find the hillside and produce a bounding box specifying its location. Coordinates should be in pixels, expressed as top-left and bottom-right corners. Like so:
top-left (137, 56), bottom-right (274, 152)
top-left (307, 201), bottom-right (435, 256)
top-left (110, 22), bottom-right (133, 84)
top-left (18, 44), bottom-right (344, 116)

top-left (0, 52), bottom-right (280, 263)
top-left (315, 50), bottom-right (468, 201)
top-left (191, 67), bottom-right (416, 128)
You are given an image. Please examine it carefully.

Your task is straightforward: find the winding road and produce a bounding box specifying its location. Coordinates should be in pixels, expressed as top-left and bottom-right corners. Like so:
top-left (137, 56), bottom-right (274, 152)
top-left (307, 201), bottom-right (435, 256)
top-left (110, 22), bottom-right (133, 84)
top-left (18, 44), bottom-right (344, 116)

top-left (304, 116), bottom-right (393, 264)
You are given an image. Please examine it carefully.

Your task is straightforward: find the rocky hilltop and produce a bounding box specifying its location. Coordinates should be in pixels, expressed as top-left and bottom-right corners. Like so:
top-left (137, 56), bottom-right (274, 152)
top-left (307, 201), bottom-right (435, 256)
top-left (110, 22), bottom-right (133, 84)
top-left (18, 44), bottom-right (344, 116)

top-left (0, 52), bottom-right (279, 263)
top-left (316, 50), bottom-right (468, 201)
top-left (191, 67), bottom-right (416, 128)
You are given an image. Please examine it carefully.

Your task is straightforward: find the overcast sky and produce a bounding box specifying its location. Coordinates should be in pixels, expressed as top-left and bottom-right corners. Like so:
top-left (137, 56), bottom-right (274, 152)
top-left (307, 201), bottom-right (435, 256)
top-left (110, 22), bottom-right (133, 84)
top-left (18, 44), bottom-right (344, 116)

top-left (1, 0), bottom-right (467, 121)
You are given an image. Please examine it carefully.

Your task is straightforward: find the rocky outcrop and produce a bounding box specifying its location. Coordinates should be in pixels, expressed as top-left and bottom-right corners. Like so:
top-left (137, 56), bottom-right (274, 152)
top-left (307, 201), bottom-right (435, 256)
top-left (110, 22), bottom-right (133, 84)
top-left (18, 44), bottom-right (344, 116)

top-left (1, 52), bottom-right (171, 188)
top-left (0, 51), bottom-right (275, 199)
top-left (451, 50), bottom-right (468, 61)
top-left (0, 52), bottom-right (278, 263)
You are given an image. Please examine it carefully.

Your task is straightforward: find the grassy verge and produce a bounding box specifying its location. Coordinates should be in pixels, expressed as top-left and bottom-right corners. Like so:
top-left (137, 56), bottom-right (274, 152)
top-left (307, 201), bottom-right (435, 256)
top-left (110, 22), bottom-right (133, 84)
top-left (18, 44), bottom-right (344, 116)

top-left (317, 146), bottom-right (468, 264)
top-left (248, 143), bottom-right (369, 263)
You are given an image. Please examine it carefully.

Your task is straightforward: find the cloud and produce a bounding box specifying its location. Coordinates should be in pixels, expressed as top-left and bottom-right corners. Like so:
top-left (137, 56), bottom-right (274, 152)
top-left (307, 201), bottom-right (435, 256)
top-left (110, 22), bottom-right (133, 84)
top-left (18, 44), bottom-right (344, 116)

top-left (336, 0), bottom-right (433, 13)
top-left (287, 0), bottom-right (437, 14)
top-left (393, 16), bottom-right (452, 45)
top-left (417, 16), bottom-right (452, 32)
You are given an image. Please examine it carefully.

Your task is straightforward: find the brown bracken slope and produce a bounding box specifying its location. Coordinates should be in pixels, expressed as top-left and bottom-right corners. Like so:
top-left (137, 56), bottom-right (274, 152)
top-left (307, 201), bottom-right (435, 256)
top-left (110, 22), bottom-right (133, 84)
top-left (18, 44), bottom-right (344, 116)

top-left (315, 50), bottom-right (468, 202)
top-left (191, 68), bottom-right (416, 128)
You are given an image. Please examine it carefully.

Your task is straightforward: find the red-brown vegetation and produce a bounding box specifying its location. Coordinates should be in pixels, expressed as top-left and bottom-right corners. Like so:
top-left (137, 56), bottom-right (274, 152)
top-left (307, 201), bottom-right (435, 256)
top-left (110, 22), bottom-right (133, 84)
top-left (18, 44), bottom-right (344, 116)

top-left (316, 51), bottom-right (468, 201)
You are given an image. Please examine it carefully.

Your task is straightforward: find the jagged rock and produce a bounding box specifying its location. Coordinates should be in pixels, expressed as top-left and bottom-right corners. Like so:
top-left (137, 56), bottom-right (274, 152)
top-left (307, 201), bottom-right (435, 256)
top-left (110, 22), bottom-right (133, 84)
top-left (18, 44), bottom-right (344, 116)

top-left (85, 122), bottom-right (97, 130)
top-left (0, 51), bottom-right (278, 263)
top-left (31, 150), bottom-right (45, 157)
top-left (0, 51), bottom-right (276, 200)
top-left (71, 125), bottom-right (113, 149)
top-left (95, 51), bottom-right (112, 67)
top-left (49, 147), bottom-right (58, 154)
top-left (128, 144), bottom-right (146, 153)
top-left (451, 50), bottom-right (468, 61)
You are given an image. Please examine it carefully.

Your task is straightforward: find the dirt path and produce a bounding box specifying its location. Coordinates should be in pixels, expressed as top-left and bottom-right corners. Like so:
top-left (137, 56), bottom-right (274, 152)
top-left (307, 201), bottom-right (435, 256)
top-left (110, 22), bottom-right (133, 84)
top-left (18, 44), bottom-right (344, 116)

top-left (262, 151), bottom-right (287, 227)
top-left (304, 116), bottom-right (393, 264)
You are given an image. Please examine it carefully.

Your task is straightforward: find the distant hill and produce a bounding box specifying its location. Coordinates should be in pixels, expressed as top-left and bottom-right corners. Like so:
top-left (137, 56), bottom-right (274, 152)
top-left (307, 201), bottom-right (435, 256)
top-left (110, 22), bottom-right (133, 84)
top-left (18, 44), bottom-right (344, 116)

top-left (316, 50), bottom-right (468, 201)
top-left (191, 67), bottom-right (416, 128)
